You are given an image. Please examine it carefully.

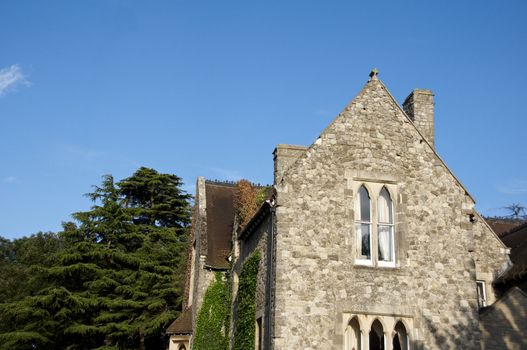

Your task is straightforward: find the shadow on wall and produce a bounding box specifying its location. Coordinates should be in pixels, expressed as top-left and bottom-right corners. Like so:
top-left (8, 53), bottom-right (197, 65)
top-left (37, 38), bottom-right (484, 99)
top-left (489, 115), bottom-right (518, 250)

top-left (420, 312), bottom-right (478, 350)
top-left (420, 288), bottom-right (526, 350)
top-left (479, 287), bottom-right (527, 350)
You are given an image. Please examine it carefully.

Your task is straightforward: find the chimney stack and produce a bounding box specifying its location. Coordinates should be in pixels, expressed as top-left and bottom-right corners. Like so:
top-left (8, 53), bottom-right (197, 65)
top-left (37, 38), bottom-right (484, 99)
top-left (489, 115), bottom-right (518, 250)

top-left (273, 144), bottom-right (308, 184)
top-left (403, 89), bottom-right (435, 147)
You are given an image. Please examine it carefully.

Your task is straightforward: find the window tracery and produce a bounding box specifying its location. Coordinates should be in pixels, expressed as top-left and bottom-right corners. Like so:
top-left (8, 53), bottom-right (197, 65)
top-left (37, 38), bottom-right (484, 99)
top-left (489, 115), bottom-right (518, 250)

top-left (354, 183), bottom-right (396, 267)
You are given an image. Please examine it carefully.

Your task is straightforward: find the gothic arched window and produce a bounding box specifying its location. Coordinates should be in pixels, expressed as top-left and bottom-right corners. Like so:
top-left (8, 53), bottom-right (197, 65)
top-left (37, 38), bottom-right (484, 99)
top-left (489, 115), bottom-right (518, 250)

top-left (377, 187), bottom-right (395, 265)
top-left (393, 321), bottom-right (409, 350)
top-left (355, 185), bottom-right (372, 261)
top-left (345, 317), bottom-right (362, 350)
top-left (369, 319), bottom-right (385, 350)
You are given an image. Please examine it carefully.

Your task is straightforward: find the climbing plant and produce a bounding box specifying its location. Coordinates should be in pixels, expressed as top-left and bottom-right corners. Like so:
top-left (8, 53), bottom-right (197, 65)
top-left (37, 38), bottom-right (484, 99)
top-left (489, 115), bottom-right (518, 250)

top-left (234, 180), bottom-right (271, 229)
top-left (233, 251), bottom-right (261, 350)
top-left (193, 273), bottom-right (230, 350)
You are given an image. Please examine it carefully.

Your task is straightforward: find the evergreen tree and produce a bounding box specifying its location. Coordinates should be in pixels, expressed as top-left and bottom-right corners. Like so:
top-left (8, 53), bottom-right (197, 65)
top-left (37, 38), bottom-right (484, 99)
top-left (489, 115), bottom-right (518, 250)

top-left (0, 168), bottom-right (191, 350)
top-left (0, 232), bottom-right (63, 302)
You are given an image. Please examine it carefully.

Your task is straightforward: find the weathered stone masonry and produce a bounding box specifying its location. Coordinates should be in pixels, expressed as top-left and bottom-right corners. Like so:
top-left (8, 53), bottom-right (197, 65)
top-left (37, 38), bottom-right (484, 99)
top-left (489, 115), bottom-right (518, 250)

top-left (271, 74), bottom-right (508, 349)
top-left (169, 72), bottom-right (514, 350)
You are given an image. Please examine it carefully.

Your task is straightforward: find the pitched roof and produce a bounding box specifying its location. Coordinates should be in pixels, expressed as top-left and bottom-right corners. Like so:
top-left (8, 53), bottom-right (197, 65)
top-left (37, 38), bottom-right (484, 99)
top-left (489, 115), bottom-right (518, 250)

top-left (486, 219), bottom-right (525, 237)
top-left (205, 181), bottom-right (235, 268)
top-left (166, 308), bottom-right (193, 335)
top-left (279, 76), bottom-right (476, 204)
top-left (496, 223), bottom-right (527, 285)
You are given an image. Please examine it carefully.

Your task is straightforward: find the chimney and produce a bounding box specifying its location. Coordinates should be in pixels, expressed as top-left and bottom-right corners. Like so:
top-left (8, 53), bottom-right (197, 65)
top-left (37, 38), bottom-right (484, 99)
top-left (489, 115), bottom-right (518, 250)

top-left (273, 144), bottom-right (308, 184)
top-left (403, 89), bottom-right (435, 147)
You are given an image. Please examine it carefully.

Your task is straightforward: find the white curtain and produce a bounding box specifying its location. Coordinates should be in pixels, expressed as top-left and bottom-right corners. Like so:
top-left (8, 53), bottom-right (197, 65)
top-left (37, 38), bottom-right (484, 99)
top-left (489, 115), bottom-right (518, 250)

top-left (378, 188), bottom-right (393, 262)
top-left (378, 225), bottom-right (392, 261)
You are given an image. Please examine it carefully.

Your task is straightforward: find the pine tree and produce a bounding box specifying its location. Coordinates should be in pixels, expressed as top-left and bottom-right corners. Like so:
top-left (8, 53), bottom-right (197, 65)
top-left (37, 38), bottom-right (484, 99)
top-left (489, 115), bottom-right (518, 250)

top-left (0, 168), bottom-right (191, 350)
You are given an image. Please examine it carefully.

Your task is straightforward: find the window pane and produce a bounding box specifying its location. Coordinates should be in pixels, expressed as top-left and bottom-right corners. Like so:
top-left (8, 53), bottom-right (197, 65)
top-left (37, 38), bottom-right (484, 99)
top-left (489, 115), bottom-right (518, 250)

top-left (358, 186), bottom-right (370, 222)
top-left (378, 225), bottom-right (393, 262)
top-left (356, 223), bottom-right (371, 259)
top-left (476, 281), bottom-right (486, 308)
top-left (378, 187), bottom-right (393, 224)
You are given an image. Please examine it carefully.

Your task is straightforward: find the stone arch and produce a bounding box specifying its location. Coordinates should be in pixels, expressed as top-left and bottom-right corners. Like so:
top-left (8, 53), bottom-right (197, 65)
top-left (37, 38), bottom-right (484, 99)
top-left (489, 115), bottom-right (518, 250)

top-left (355, 184), bottom-right (372, 214)
top-left (369, 318), bottom-right (385, 350)
top-left (345, 316), bottom-right (362, 350)
top-left (355, 184), bottom-right (373, 261)
top-left (392, 321), bottom-right (409, 350)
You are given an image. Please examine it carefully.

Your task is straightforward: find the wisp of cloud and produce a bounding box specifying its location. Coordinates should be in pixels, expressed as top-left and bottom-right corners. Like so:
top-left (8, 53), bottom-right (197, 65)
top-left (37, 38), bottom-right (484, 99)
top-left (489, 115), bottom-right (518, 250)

top-left (0, 64), bottom-right (29, 96)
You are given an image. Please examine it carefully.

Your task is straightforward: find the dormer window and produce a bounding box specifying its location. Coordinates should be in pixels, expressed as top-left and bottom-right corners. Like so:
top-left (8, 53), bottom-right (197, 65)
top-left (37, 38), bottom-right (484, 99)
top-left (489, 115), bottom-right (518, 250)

top-left (354, 183), bottom-right (397, 267)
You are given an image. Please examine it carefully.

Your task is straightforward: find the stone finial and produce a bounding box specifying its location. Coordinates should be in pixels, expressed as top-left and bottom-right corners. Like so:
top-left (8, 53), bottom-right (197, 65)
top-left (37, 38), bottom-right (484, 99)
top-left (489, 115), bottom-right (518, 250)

top-left (369, 68), bottom-right (379, 80)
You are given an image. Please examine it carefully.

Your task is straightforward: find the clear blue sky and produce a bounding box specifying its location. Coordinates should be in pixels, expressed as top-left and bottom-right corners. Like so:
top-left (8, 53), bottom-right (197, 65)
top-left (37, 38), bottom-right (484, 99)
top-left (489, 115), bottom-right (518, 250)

top-left (1, 1), bottom-right (526, 239)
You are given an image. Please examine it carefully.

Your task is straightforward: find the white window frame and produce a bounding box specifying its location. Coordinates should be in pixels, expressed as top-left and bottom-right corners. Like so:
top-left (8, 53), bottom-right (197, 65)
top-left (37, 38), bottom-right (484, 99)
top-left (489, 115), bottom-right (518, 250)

top-left (476, 280), bottom-right (487, 308)
top-left (353, 182), bottom-right (397, 268)
top-left (377, 187), bottom-right (396, 267)
top-left (355, 185), bottom-right (373, 266)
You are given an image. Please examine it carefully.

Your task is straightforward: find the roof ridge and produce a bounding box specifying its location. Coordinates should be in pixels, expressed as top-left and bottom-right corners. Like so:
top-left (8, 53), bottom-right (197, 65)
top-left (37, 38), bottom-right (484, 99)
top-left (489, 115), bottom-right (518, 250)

top-left (501, 220), bottom-right (527, 237)
top-left (205, 179), bottom-right (271, 188)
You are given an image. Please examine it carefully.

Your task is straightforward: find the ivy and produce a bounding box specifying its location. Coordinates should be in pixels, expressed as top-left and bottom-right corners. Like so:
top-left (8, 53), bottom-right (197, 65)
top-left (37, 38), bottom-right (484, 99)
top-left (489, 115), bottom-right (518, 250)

top-left (233, 251), bottom-right (261, 350)
top-left (193, 273), bottom-right (230, 350)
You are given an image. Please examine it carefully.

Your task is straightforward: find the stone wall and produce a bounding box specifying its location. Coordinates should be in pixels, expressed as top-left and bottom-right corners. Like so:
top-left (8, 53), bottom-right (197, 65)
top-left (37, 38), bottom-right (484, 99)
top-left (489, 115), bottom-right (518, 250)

top-left (403, 89), bottom-right (435, 147)
top-left (189, 177), bottom-right (216, 348)
top-left (273, 144), bottom-right (308, 184)
top-left (272, 77), bottom-right (509, 349)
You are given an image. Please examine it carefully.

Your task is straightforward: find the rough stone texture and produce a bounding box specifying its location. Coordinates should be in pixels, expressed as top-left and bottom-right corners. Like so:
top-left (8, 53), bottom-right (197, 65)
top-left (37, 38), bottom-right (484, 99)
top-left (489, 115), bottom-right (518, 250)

top-left (271, 77), bottom-right (509, 349)
top-left (189, 177), bottom-right (213, 340)
top-left (274, 144), bottom-right (308, 184)
top-left (403, 89), bottom-right (435, 147)
top-left (479, 287), bottom-right (527, 350)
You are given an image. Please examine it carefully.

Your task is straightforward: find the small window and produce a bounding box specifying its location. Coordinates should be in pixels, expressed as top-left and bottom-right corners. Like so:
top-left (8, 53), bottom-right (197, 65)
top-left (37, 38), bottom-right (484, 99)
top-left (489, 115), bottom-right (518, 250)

top-left (476, 281), bottom-right (487, 308)
top-left (355, 186), bottom-right (372, 263)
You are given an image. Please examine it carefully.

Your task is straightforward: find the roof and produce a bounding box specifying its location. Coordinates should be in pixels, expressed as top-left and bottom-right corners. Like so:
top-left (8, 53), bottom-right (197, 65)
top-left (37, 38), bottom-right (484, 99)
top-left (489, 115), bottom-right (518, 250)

top-left (486, 218), bottom-right (525, 237)
top-left (166, 308), bottom-right (193, 335)
top-left (480, 286), bottom-right (527, 317)
top-left (496, 222), bottom-right (527, 285)
top-left (205, 181), bottom-right (236, 268)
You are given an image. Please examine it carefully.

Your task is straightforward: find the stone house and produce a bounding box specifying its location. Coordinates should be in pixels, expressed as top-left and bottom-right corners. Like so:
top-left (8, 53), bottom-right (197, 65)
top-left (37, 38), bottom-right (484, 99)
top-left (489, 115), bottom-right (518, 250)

top-left (167, 71), bottom-right (519, 349)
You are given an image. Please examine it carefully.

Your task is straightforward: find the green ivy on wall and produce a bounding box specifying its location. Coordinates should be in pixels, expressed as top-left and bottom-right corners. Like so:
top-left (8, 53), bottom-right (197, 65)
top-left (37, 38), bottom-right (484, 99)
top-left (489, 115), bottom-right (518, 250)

top-left (193, 272), bottom-right (230, 350)
top-left (233, 251), bottom-right (261, 350)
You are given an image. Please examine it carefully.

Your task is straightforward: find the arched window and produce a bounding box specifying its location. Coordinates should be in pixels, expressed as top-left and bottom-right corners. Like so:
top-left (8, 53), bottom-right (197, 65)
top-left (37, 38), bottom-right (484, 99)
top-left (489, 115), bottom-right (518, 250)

top-left (393, 321), bottom-right (409, 350)
top-left (345, 317), bottom-right (362, 350)
top-left (377, 187), bottom-right (394, 265)
top-left (355, 186), bottom-right (372, 261)
top-left (369, 319), bottom-right (385, 350)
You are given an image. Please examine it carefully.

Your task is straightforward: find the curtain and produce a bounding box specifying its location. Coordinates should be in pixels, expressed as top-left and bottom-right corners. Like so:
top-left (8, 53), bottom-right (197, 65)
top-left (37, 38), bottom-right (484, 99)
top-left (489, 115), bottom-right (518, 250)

top-left (378, 225), bottom-right (392, 261)
top-left (356, 223), bottom-right (371, 259)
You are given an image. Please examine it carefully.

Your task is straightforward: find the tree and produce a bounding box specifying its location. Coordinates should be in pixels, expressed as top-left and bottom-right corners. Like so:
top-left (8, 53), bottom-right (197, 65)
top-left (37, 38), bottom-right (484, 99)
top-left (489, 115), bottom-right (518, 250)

top-left (0, 168), bottom-right (191, 350)
top-left (504, 203), bottom-right (527, 220)
top-left (0, 232), bottom-right (63, 302)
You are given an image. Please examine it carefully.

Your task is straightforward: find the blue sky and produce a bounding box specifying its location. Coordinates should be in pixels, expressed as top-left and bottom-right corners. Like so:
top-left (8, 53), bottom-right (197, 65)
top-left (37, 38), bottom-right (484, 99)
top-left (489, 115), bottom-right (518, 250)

top-left (1, 0), bottom-right (526, 239)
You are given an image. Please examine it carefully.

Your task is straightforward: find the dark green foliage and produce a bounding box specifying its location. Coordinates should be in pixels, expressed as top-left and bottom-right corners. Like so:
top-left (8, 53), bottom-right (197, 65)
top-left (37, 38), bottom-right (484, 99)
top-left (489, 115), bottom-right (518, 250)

top-left (0, 168), bottom-right (191, 350)
top-left (193, 273), bottom-right (231, 350)
top-left (0, 232), bottom-right (63, 302)
top-left (233, 251), bottom-right (261, 350)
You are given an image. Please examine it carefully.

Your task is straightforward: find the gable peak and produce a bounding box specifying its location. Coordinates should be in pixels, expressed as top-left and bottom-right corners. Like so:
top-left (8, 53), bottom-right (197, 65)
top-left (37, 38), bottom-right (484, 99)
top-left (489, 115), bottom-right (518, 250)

top-left (369, 68), bottom-right (379, 81)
